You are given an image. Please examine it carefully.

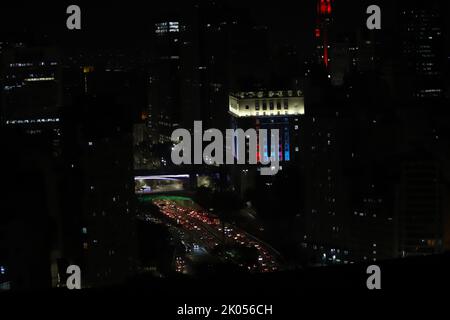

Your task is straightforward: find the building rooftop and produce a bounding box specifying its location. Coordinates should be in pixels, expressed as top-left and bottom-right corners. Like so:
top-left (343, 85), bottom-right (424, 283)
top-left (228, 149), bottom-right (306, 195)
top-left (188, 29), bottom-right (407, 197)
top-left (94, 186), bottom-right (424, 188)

top-left (230, 90), bottom-right (303, 100)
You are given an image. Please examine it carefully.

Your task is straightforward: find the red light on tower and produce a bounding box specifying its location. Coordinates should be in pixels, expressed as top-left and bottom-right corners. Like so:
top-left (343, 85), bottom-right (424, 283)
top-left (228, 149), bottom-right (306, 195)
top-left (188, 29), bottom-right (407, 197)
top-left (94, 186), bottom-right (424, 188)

top-left (316, 0), bottom-right (332, 68)
top-left (315, 28), bottom-right (321, 38)
top-left (318, 0), bottom-right (332, 16)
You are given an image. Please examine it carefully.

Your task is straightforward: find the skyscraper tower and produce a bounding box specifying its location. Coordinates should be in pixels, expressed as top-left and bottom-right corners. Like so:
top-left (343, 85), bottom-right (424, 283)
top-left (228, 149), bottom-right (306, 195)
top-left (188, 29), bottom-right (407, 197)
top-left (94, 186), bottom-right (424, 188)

top-left (315, 0), bottom-right (333, 68)
top-left (396, 0), bottom-right (445, 102)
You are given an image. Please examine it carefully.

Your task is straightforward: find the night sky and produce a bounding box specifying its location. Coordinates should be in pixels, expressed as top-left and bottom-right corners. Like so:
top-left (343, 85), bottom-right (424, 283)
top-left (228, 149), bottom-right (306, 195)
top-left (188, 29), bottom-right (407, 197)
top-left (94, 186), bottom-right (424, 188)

top-left (0, 1), bottom-right (398, 49)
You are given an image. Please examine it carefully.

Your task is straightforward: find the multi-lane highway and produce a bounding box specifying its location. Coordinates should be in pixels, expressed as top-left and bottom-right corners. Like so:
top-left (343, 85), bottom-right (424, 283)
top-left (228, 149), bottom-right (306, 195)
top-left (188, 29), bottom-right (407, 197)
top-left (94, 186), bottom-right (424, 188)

top-left (152, 198), bottom-right (280, 273)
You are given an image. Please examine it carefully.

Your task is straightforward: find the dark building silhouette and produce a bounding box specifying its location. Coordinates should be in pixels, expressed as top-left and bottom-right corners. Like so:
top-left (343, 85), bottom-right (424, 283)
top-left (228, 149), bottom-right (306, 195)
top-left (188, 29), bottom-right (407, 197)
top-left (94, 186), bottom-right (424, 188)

top-left (0, 46), bottom-right (62, 124)
top-left (60, 53), bottom-right (144, 287)
top-left (395, 0), bottom-right (446, 102)
top-left (0, 128), bottom-right (61, 290)
top-left (0, 45), bottom-right (64, 289)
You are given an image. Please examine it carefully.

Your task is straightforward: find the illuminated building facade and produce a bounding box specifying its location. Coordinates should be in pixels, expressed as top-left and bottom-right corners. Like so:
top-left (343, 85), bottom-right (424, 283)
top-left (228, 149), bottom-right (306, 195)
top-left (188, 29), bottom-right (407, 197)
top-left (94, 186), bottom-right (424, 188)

top-left (229, 90), bottom-right (304, 165)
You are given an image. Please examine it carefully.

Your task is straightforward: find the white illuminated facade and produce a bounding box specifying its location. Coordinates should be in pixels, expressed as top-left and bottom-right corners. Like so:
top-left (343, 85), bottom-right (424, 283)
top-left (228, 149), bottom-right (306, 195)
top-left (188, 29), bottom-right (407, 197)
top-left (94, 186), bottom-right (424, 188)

top-left (229, 90), bottom-right (305, 118)
top-left (228, 90), bottom-right (304, 164)
top-left (155, 22), bottom-right (180, 35)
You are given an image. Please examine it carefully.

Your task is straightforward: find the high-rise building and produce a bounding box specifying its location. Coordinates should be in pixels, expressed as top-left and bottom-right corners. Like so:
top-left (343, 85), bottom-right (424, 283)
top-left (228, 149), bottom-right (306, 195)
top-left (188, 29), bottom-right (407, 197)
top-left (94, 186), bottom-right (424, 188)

top-left (391, 0), bottom-right (448, 260)
top-left (315, 0), bottom-right (333, 69)
top-left (0, 127), bottom-right (61, 290)
top-left (147, 19), bottom-right (184, 144)
top-left (1, 46), bottom-right (62, 125)
top-left (60, 54), bottom-right (141, 287)
top-left (300, 111), bottom-right (352, 264)
top-left (396, 0), bottom-right (446, 101)
top-left (0, 45), bottom-right (64, 290)
top-left (396, 160), bottom-right (444, 256)
top-left (146, 1), bottom-right (272, 132)
top-left (227, 90), bottom-right (304, 196)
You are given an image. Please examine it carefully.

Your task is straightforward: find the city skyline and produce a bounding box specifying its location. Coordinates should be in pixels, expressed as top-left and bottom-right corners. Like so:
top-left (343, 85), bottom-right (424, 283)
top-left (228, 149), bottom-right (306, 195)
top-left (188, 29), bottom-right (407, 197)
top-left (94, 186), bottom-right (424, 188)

top-left (1, 1), bottom-right (450, 308)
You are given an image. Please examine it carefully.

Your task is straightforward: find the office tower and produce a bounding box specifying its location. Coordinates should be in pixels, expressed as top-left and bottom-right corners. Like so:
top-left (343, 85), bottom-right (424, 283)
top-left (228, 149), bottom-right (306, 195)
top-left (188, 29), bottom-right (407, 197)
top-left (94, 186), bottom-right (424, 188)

top-left (397, 160), bottom-right (444, 256)
top-left (0, 45), bottom-right (63, 289)
top-left (344, 116), bottom-right (398, 263)
top-left (328, 33), bottom-right (354, 87)
top-left (396, 0), bottom-right (445, 102)
top-left (60, 56), bottom-right (140, 287)
top-left (146, 1), bottom-right (271, 133)
top-left (300, 111), bottom-right (352, 264)
top-left (315, 0), bottom-right (333, 69)
top-left (1, 46), bottom-right (62, 125)
top-left (332, 29), bottom-right (384, 79)
top-left (0, 127), bottom-right (63, 290)
top-left (391, 0), bottom-right (448, 259)
top-left (148, 19), bottom-right (183, 145)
